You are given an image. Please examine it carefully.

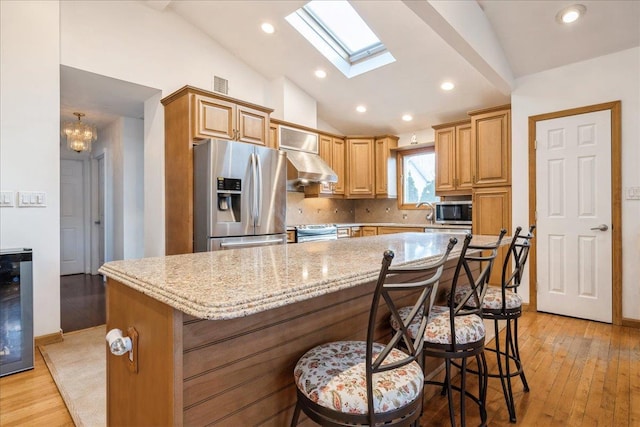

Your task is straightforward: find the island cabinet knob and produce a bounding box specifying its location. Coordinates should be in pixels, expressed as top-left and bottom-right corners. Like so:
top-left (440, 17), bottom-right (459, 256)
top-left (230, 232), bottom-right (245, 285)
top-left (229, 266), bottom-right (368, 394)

top-left (106, 327), bottom-right (139, 373)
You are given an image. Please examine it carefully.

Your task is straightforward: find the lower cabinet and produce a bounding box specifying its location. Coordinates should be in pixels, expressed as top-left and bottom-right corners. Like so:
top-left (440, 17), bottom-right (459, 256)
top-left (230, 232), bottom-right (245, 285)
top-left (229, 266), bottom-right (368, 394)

top-left (361, 226), bottom-right (378, 237)
top-left (377, 226), bottom-right (424, 235)
top-left (472, 186), bottom-right (512, 285)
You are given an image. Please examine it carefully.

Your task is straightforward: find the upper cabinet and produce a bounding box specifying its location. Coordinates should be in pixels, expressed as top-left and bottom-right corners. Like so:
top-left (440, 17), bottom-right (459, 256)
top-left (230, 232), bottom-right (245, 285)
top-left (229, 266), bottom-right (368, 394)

top-left (374, 135), bottom-right (399, 198)
top-left (161, 86), bottom-right (273, 255)
top-left (194, 94), bottom-right (271, 147)
top-left (345, 137), bottom-right (375, 198)
top-left (470, 105), bottom-right (511, 187)
top-left (304, 134), bottom-right (345, 198)
top-left (433, 120), bottom-right (473, 195)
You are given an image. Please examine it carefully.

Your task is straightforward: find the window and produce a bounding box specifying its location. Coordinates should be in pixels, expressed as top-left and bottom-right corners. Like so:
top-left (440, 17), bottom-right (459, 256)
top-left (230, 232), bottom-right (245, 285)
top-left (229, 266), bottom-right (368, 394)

top-left (286, 0), bottom-right (395, 78)
top-left (397, 146), bottom-right (439, 209)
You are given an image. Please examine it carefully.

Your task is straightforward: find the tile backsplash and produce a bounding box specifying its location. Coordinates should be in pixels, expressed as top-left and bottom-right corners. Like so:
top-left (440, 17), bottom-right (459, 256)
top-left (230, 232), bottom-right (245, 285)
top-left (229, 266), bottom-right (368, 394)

top-left (286, 193), bottom-right (433, 225)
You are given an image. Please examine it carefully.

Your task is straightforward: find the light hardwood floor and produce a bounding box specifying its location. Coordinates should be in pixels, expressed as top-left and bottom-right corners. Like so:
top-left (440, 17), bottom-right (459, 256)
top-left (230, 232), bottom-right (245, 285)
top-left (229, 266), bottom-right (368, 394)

top-left (0, 312), bottom-right (637, 426)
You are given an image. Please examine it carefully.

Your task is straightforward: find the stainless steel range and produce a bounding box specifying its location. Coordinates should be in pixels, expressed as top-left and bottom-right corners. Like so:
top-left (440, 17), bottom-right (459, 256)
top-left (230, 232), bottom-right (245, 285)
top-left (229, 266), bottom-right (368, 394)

top-left (295, 224), bottom-right (338, 243)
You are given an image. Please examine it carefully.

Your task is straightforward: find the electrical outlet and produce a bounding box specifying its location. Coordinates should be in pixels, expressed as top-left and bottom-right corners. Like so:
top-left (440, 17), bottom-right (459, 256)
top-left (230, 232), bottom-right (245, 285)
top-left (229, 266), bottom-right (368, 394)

top-left (0, 191), bottom-right (14, 207)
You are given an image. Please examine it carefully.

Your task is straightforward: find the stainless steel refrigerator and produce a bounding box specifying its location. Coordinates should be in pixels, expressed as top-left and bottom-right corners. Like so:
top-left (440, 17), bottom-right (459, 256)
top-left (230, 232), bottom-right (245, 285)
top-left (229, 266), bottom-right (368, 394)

top-left (193, 139), bottom-right (287, 251)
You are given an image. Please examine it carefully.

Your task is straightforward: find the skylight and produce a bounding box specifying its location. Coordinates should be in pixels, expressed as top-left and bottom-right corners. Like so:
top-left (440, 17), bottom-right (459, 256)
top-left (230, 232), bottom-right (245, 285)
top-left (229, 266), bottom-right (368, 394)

top-left (286, 0), bottom-right (395, 78)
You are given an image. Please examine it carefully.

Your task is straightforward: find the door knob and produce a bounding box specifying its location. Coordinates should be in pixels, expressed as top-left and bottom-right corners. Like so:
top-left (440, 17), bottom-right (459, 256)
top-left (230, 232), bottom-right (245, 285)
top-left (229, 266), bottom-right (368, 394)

top-left (106, 328), bottom-right (132, 356)
top-left (94, 220), bottom-right (101, 225)
top-left (590, 224), bottom-right (609, 231)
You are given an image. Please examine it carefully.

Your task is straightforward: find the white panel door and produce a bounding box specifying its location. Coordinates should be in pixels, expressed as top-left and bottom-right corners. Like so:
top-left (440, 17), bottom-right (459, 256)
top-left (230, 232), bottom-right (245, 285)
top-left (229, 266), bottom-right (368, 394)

top-left (60, 159), bottom-right (85, 275)
top-left (536, 110), bottom-right (612, 322)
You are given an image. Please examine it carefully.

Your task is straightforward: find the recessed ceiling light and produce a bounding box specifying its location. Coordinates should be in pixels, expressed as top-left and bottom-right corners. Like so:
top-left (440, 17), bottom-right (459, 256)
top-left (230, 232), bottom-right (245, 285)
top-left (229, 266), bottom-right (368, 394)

top-left (315, 69), bottom-right (327, 79)
top-left (556, 4), bottom-right (586, 24)
top-left (402, 114), bottom-right (413, 122)
top-left (261, 22), bottom-right (275, 34)
top-left (356, 105), bottom-right (367, 113)
top-left (440, 81), bottom-right (455, 91)
top-left (440, 82), bottom-right (456, 90)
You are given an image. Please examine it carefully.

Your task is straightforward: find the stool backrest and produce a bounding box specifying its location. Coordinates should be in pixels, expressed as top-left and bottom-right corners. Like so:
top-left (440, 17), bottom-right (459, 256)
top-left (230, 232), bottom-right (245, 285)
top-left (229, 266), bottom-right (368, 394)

top-left (365, 237), bottom-right (457, 424)
top-left (500, 225), bottom-right (535, 307)
top-left (448, 230), bottom-right (507, 344)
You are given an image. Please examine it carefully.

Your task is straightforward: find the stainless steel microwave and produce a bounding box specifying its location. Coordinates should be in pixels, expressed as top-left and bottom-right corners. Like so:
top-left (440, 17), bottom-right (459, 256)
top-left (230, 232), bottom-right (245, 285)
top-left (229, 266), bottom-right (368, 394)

top-left (435, 201), bottom-right (472, 225)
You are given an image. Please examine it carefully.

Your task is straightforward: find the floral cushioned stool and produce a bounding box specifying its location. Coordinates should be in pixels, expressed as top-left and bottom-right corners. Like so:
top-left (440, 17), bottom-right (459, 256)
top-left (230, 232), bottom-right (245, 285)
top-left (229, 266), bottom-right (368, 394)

top-left (291, 239), bottom-right (458, 427)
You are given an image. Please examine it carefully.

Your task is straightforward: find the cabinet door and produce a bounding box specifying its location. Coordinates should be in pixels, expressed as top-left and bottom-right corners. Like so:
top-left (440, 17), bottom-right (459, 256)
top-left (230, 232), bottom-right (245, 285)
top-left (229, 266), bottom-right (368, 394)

top-left (435, 126), bottom-right (456, 193)
top-left (237, 105), bottom-right (269, 146)
top-left (472, 186), bottom-right (511, 285)
top-left (332, 138), bottom-right (345, 195)
top-left (471, 108), bottom-right (511, 187)
top-left (346, 138), bottom-right (374, 198)
top-left (456, 123), bottom-right (474, 191)
top-left (194, 95), bottom-right (235, 140)
top-left (269, 123), bottom-right (279, 149)
top-left (361, 226), bottom-right (378, 237)
top-left (318, 135), bottom-right (334, 195)
top-left (374, 136), bottom-right (398, 197)
top-left (377, 226), bottom-right (423, 235)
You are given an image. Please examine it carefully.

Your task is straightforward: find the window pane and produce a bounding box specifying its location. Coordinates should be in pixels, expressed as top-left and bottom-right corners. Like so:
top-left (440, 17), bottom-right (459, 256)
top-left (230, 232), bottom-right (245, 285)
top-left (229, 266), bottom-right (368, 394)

top-left (304, 0), bottom-right (380, 54)
top-left (403, 151), bottom-right (438, 204)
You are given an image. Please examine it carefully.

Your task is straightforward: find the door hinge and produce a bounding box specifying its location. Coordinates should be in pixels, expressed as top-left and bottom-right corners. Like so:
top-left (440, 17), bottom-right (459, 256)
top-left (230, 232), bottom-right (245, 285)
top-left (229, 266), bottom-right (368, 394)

top-left (534, 139), bottom-right (537, 149)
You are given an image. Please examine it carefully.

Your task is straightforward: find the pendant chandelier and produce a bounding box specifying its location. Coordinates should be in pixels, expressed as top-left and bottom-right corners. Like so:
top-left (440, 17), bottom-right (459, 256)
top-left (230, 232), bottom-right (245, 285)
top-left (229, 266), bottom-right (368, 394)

top-left (62, 112), bottom-right (97, 153)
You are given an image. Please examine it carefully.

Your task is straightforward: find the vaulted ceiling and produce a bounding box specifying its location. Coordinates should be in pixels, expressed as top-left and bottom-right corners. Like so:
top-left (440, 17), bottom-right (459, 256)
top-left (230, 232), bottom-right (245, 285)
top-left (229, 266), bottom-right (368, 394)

top-left (61, 0), bottom-right (640, 137)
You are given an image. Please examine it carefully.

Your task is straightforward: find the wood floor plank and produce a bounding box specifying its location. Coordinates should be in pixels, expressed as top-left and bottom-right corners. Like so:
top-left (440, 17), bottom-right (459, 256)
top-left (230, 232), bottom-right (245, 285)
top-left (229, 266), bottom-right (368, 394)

top-left (0, 348), bottom-right (73, 426)
top-left (0, 311), bottom-right (637, 426)
top-left (613, 326), bottom-right (631, 426)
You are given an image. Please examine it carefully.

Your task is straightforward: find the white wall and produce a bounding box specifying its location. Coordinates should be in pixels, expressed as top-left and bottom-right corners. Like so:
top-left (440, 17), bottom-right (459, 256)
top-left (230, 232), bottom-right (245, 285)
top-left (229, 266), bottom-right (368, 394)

top-left (122, 117), bottom-right (144, 260)
top-left (0, 1), bottom-right (61, 336)
top-left (59, 0), bottom-right (273, 258)
top-left (512, 47), bottom-right (640, 321)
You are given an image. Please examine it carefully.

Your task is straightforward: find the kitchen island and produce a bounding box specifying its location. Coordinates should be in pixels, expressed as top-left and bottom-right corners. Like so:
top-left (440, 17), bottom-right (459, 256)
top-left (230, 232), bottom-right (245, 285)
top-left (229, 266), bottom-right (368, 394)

top-left (99, 232), bottom-right (497, 426)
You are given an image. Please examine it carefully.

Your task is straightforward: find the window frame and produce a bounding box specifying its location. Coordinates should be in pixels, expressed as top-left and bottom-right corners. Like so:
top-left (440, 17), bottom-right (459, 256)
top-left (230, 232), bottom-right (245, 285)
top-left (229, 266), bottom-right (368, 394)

top-left (396, 145), bottom-right (439, 210)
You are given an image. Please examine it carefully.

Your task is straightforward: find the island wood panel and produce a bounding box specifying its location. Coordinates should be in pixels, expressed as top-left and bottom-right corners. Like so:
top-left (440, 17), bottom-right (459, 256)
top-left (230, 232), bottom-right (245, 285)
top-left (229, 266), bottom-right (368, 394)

top-left (164, 95), bottom-right (194, 255)
top-left (180, 261), bottom-right (469, 425)
top-left (106, 279), bottom-right (183, 426)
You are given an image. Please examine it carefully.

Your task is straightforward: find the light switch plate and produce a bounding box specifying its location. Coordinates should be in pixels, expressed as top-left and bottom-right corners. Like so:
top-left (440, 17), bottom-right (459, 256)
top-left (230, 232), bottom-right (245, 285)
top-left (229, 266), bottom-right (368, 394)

top-left (626, 187), bottom-right (640, 200)
top-left (17, 191), bottom-right (47, 207)
top-left (0, 191), bottom-right (15, 207)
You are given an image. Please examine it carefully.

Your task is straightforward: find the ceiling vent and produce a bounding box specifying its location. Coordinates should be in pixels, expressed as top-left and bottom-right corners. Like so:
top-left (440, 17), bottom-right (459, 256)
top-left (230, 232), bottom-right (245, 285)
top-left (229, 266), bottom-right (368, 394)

top-left (213, 76), bottom-right (229, 95)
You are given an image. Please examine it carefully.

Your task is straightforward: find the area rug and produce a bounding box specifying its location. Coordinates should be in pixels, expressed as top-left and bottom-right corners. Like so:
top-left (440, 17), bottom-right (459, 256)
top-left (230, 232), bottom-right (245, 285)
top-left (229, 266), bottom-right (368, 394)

top-left (39, 325), bottom-right (106, 427)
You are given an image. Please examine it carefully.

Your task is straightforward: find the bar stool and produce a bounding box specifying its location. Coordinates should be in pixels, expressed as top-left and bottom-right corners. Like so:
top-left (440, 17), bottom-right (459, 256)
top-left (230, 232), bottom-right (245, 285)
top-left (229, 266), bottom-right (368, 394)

top-left (390, 230), bottom-right (506, 427)
top-left (290, 239), bottom-right (457, 427)
top-left (453, 225), bottom-right (535, 422)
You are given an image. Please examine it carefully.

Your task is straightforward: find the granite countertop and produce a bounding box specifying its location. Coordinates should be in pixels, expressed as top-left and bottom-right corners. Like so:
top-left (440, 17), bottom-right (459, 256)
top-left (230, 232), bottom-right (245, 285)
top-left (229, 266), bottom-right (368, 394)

top-left (99, 232), bottom-right (498, 321)
top-left (333, 223), bottom-right (471, 230)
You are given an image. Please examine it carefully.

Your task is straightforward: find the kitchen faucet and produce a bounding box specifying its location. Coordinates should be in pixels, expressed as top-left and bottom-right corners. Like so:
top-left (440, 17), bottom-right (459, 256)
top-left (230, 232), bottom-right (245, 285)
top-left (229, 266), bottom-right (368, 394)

top-left (416, 201), bottom-right (435, 224)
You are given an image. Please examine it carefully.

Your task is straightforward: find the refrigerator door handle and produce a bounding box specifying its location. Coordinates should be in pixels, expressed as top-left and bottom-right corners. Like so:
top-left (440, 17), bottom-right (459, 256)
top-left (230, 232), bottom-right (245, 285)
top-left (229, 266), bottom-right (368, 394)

top-left (250, 152), bottom-right (259, 224)
top-left (255, 152), bottom-right (263, 226)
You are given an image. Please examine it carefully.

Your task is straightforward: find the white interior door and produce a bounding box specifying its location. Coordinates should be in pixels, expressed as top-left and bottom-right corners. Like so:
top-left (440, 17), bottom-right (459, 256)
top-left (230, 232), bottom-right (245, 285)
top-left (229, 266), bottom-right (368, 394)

top-left (60, 159), bottom-right (85, 275)
top-left (536, 110), bottom-right (612, 323)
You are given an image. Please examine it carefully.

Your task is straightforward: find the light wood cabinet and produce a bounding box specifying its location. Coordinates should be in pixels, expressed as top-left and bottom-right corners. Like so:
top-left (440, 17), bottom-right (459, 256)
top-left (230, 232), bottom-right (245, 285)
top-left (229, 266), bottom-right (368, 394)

top-left (194, 94), bottom-right (271, 147)
top-left (269, 123), bottom-right (279, 148)
top-left (346, 138), bottom-right (375, 198)
top-left (470, 105), bottom-right (511, 187)
top-left (472, 186), bottom-right (511, 285)
top-left (374, 135), bottom-right (399, 198)
top-left (161, 86), bottom-right (273, 255)
top-left (361, 226), bottom-right (378, 237)
top-left (433, 120), bottom-right (473, 195)
top-left (377, 226), bottom-right (424, 235)
top-left (303, 134), bottom-right (345, 198)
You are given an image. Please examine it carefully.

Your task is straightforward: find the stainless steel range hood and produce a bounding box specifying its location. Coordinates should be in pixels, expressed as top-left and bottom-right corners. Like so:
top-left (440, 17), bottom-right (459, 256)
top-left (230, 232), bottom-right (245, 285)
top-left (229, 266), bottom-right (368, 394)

top-left (279, 125), bottom-right (337, 186)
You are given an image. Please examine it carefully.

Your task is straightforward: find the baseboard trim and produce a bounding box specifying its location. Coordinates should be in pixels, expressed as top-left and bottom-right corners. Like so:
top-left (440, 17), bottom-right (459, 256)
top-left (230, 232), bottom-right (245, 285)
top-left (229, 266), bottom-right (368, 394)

top-left (622, 317), bottom-right (640, 329)
top-left (35, 330), bottom-right (63, 347)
